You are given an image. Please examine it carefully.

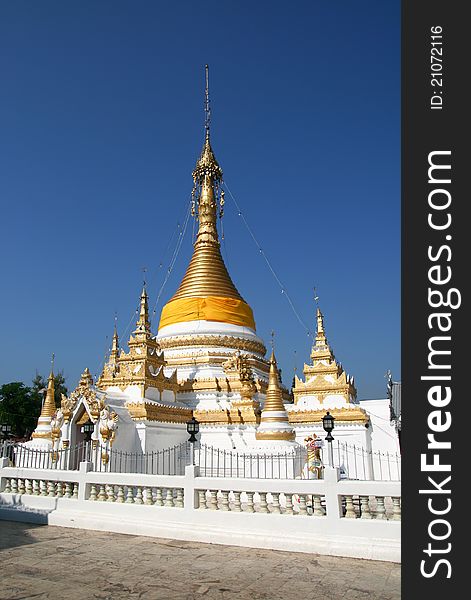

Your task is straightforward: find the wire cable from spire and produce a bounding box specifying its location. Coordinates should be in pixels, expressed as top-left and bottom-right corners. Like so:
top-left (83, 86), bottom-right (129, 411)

top-left (151, 198), bottom-right (192, 317)
top-left (223, 180), bottom-right (313, 339)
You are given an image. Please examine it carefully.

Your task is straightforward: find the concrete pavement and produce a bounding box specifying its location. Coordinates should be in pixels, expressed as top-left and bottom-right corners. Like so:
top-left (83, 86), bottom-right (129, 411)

top-left (0, 521), bottom-right (400, 600)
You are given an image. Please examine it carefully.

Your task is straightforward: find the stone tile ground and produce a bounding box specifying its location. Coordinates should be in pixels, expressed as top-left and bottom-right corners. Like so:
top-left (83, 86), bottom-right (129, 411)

top-left (0, 521), bottom-right (400, 600)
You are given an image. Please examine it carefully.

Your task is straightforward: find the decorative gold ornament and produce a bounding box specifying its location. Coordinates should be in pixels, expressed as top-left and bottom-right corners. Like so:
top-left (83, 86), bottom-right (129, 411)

top-left (50, 409), bottom-right (64, 442)
top-left (61, 368), bottom-right (97, 422)
top-left (99, 407), bottom-right (119, 445)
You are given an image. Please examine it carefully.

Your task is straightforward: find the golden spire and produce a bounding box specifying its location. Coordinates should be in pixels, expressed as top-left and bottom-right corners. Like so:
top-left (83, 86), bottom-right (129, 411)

top-left (316, 307), bottom-right (325, 338)
top-left (256, 350), bottom-right (295, 441)
top-left (171, 66), bottom-right (238, 301)
top-left (40, 368), bottom-right (57, 418)
top-left (263, 351), bottom-right (287, 412)
top-left (32, 355), bottom-right (57, 439)
top-left (111, 319), bottom-right (119, 357)
top-left (134, 285), bottom-right (151, 335)
top-left (159, 66), bottom-right (255, 331)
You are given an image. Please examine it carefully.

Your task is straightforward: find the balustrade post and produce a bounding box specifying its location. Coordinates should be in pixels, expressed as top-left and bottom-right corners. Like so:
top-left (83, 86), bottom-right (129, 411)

top-left (232, 491), bottom-right (242, 512)
top-left (89, 484), bottom-right (98, 501)
top-left (175, 488), bottom-right (184, 508)
top-left (344, 495), bottom-right (357, 518)
top-left (298, 495), bottom-right (308, 515)
top-left (116, 486), bottom-right (125, 503)
top-left (244, 491), bottom-right (255, 513)
top-left (197, 490), bottom-right (206, 509)
top-left (155, 487), bottom-right (163, 506)
top-left (391, 496), bottom-right (401, 521)
top-left (375, 496), bottom-right (386, 520)
top-left (284, 493), bottom-right (294, 515)
top-left (360, 495), bottom-right (372, 519)
top-left (208, 490), bottom-right (218, 510)
top-left (258, 492), bottom-right (269, 513)
top-left (312, 495), bottom-right (325, 516)
top-left (270, 492), bottom-right (281, 514)
top-left (220, 490), bottom-right (230, 511)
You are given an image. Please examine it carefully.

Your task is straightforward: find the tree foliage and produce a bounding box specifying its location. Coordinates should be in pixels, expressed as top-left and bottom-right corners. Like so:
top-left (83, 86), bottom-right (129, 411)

top-left (0, 382), bottom-right (40, 438)
top-left (31, 371), bottom-right (68, 409)
top-left (0, 372), bottom-right (68, 438)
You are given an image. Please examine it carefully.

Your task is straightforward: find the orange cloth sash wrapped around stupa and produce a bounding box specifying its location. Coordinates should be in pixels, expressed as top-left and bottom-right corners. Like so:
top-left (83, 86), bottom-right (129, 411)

top-left (159, 296), bottom-right (255, 330)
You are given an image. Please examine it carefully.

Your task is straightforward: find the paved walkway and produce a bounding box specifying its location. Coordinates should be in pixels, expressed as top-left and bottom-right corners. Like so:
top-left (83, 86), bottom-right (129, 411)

top-left (0, 521), bottom-right (400, 600)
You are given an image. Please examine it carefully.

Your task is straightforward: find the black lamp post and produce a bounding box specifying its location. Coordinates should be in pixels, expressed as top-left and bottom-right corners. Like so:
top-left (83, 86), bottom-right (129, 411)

top-left (186, 416), bottom-right (199, 465)
top-left (322, 411), bottom-right (335, 466)
top-left (186, 416), bottom-right (199, 443)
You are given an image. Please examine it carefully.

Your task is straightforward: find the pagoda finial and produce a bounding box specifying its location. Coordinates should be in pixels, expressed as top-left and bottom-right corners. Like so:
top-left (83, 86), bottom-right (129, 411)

top-left (193, 65), bottom-right (223, 185)
top-left (316, 307), bottom-right (325, 336)
top-left (204, 64), bottom-right (211, 139)
top-left (134, 284), bottom-right (151, 335)
top-left (39, 356), bottom-right (57, 421)
top-left (158, 66), bottom-right (256, 333)
top-left (111, 315), bottom-right (119, 355)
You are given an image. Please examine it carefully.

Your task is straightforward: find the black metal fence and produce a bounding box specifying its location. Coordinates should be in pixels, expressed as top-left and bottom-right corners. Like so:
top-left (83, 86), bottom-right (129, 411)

top-left (1, 439), bottom-right (401, 481)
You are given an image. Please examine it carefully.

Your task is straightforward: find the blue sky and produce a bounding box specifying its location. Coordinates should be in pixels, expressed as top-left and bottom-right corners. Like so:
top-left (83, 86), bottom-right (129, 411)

top-left (0, 1), bottom-right (400, 398)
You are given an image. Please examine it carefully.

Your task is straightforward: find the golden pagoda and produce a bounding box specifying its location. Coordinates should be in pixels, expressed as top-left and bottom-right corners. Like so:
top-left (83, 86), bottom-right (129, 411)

top-left (256, 351), bottom-right (296, 443)
top-left (31, 366), bottom-right (56, 441)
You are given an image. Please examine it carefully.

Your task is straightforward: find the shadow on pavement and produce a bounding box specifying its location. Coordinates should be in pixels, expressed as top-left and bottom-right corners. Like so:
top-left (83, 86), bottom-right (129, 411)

top-left (0, 519), bottom-right (48, 551)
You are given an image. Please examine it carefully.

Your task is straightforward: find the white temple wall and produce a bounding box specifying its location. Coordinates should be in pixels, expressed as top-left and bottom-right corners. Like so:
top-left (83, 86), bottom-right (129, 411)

top-left (198, 425), bottom-right (259, 450)
top-left (139, 422), bottom-right (188, 452)
top-left (359, 399), bottom-right (400, 455)
top-left (293, 395), bottom-right (350, 409)
top-left (161, 389), bottom-right (176, 403)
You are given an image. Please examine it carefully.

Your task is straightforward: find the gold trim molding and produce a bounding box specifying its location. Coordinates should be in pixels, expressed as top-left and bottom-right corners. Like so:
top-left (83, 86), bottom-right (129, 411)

top-left (126, 402), bottom-right (192, 423)
top-left (159, 334), bottom-right (266, 356)
top-left (288, 407), bottom-right (369, 425)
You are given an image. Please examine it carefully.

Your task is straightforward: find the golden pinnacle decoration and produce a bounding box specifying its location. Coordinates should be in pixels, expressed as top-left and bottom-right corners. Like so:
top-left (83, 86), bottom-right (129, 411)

top-left (293, 305), bottom-right (357, 405)
top-left (159, 65), bottom-right (255, 331)
top-left (256, 351), bottom-right (295, 442)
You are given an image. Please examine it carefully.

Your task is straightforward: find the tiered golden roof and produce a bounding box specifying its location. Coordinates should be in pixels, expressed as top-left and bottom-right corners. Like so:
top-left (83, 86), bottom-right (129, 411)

top-left (98, 287), bottom-right (179, 397)
top-left (293, 307), bottom-right (357, 404)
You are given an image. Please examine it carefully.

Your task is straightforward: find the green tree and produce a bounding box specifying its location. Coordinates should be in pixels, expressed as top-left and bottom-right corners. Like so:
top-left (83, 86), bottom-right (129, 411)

top-left (31, 371), bottom-right (68, 409)
top-left (0, 382), bottom-right (40, 438)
